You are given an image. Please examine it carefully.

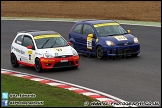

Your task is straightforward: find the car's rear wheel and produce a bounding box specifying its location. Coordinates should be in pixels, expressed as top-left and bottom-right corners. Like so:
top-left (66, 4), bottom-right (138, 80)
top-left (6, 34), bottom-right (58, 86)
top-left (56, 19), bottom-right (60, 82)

top-left (35, 58), bottom-right (42, 72)
top-left (11, 53), bottom-right (19, 67)
top-left (96, 46), bottom-right (104, 59)
top-left (131, 53), bottom-right (138, 57)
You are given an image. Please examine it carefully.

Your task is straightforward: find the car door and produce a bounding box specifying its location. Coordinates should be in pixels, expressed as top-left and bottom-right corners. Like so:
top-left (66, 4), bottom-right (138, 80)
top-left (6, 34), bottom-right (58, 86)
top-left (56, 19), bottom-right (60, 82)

top-left (82, 24), bottom-right (96, 52)
top-left (70, 24), bottom-right (83, 51)
top-left (22, 35), bottom-right (36, 64)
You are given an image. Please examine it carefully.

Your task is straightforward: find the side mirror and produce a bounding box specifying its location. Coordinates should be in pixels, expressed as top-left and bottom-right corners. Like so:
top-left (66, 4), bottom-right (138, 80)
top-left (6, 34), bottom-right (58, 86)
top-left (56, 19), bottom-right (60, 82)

top-left (68, 42), bottom-right (72, 45)
top-left (88, 34), bottom-right (93, 38)
top-left (127, 30), bottom-right (131, 34)
top-left (27, 45), bottom-right (33, 49)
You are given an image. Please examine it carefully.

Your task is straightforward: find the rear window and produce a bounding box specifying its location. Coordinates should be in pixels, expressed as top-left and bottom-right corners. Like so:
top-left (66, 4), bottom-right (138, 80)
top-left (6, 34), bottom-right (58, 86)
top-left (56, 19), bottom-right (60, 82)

top-left (73, 24), bottom-right (82, 33)
top-left (14, 35), bottom-right (23, 45)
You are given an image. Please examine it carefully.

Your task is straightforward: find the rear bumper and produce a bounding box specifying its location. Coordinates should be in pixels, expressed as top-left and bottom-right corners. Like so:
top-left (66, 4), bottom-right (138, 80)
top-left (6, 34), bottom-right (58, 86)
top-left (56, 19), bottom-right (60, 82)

top-left (39, 55), bottom-right (80, 69)
top-left (103, 44), bottom-right (140, 56)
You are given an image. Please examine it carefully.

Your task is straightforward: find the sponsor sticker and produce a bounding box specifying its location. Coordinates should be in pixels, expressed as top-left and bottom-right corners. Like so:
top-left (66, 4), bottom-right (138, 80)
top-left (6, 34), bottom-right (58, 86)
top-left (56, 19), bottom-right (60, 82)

top-left (61, 60), bottom-right (68, 62)
top-left (55, 53), bottom-right (58, 56)
top-left (34, 34), bottom-right (61, 39)
top-left (94, 23), bottom-right (119, 28)
top-left (28, 50), bottom-right (32, 55)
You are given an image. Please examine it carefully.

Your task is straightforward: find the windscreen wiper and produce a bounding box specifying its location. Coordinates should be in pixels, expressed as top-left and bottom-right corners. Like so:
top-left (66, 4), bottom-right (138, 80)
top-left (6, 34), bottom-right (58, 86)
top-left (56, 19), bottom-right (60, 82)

top-left (107, 34), bottom-right (115, 36)
top-left (41, 39), bottom-right (50, 48)
top-left (122, 33), bottom-right (128, 35)
top-left (108, 33), bottom-right (127, 36)
top-left (50, 38), bottom-right (57, 48)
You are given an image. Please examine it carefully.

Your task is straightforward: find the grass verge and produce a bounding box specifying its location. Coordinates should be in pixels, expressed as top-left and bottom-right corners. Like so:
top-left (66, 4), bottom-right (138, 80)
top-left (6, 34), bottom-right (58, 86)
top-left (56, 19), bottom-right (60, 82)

top-left (1, 74), bottom-right (100, 107)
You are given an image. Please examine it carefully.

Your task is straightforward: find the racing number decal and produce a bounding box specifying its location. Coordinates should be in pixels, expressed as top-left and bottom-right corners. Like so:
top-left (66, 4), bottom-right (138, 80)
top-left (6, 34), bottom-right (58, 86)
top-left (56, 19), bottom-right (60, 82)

top-left (114, 36), bottom-right (128, 41)
top-left (28, 50), bottom-right (32, 61)
top-left (87, 36), bottom-right (93, 50)
top-left (87, 41), bottom-right (92, 49)
top-left (56, 48), bottom-right (62, 51)
top-left (53, 48), bottom-right (65, 52)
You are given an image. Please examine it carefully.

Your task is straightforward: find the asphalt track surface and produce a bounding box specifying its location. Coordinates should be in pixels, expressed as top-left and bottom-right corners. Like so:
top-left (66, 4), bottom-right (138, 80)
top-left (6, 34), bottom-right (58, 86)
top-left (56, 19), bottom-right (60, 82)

top-left (1, 20), bottom-right (161, 105)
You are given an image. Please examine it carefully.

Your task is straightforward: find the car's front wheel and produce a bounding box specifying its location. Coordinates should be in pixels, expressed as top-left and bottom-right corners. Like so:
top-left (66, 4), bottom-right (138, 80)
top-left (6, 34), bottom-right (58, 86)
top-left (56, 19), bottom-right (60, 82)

top-left (11, 53), bottom-right (19, 67)
top-left (35, 58), bottom-right (42, 72)
top-left (96, 46), bottom-right (104, 59)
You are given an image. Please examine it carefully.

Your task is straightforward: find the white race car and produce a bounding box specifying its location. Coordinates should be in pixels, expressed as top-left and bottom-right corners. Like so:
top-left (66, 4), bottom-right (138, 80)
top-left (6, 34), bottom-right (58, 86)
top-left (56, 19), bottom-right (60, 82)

top-left (11, 30), bottom-right (80, 72)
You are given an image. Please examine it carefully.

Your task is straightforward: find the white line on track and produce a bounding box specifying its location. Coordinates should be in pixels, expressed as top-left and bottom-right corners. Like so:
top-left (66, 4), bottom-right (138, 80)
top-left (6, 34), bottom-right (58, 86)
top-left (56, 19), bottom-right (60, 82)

top-left (1, 17), bottom-right (161, 27)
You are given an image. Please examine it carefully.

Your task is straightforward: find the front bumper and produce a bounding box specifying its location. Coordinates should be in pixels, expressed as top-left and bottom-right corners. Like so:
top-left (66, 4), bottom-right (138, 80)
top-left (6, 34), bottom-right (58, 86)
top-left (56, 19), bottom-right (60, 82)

top-left (103, 44), bottom-right (140, 56)
top-left (39, 55), bottom-right (80, 69)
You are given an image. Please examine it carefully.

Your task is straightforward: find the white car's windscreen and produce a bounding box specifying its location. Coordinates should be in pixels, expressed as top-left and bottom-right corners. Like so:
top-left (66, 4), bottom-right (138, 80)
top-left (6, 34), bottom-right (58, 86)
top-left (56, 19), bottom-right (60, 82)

top-left (35, 37), bottom-right (68, 49)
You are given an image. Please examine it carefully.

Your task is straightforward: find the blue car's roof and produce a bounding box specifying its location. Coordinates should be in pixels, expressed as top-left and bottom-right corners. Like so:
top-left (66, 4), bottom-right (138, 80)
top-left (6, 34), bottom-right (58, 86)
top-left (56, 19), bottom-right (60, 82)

top-left (76, 20), bottom-right (117, 25)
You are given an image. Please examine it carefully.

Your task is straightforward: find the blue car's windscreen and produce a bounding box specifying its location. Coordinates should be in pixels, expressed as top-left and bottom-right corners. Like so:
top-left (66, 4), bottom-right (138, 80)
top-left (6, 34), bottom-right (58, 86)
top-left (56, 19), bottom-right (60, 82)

top-left (95, 25), bottom-right (127, 37)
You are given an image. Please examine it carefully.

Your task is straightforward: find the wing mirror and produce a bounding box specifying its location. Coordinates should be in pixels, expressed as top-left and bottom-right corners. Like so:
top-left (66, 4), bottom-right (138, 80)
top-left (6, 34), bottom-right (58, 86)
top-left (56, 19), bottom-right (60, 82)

top-left (127, 30), bottom-right (131, 34)
top-left (27, 45), bottom-right (33, 49)
top-left (88, 34), bottom-right (93, 38)
top-left (68, 42), bottom-right (72, 45)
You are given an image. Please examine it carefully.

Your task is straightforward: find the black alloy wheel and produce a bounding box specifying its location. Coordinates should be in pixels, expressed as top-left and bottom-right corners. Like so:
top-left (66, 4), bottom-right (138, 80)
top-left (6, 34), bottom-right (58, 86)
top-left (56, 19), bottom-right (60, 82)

top-left (96, 46), bottom-right (104, 59)
top-left (35, 58), bottom-right (42, 72)
top-left (11, 53), bottom-right (19, 67)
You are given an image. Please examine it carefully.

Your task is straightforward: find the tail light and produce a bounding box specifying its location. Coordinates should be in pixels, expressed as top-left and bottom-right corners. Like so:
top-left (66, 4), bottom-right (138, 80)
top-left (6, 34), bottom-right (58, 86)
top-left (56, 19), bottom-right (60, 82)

top-left (11, 39), bottom-right (14, 44)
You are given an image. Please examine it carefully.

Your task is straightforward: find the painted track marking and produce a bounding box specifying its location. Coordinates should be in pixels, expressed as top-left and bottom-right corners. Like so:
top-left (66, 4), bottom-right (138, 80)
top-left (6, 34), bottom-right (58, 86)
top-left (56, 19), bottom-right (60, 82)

top-left (1, 68), bottom-right (137, 107)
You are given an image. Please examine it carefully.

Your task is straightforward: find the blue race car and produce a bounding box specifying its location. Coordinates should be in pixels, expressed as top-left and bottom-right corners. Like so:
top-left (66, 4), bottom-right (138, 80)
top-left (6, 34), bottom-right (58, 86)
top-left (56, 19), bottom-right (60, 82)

top-left (69, 20), bottom-right (140, 59)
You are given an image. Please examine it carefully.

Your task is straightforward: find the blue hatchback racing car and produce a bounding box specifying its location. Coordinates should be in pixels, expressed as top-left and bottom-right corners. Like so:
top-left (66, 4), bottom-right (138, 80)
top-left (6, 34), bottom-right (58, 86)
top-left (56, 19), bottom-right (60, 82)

top-left (69, 20), bottom-right (140, 59)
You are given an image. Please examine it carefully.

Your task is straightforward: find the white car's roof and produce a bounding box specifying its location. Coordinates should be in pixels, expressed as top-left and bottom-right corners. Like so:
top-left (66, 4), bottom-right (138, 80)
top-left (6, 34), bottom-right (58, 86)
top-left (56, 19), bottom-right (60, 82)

top-left (17, 30), bottom-right (59, 37)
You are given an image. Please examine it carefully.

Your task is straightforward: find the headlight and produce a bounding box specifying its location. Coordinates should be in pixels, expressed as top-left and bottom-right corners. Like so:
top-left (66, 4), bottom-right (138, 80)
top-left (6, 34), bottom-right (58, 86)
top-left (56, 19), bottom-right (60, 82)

top-left (44, 53), bottom-right (54, 58)
top-left (105, 41), bottom-right (115, 46)
top-left (72, 50), bottom-right (78, 56)
top-left (134, 37), bottom-right (139, 43)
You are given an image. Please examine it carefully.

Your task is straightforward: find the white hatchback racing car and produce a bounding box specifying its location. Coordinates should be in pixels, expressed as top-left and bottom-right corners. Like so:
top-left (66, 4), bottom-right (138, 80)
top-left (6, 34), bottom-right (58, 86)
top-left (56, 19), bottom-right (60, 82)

top-left (11, 30), bottom-right (80, 72)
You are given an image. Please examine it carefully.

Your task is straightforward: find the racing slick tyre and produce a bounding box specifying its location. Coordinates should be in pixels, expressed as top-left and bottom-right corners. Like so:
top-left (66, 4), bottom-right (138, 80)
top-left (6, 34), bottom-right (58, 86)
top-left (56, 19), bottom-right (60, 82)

top-left (11, 53), bottom-right (19, 67)
top-left (96, 46), bottom-right (104, 59)
top-left (131, 53), bottom-right (138, 57)
top-left (35, 58), bottom-right (42, 73)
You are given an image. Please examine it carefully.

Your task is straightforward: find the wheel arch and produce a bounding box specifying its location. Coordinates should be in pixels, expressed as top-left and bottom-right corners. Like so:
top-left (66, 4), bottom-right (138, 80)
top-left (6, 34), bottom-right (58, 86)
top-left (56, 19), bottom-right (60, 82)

top-left (11, 52), bottom-right (18, 60)
top-left (34, 57), bottom-right (40, 64)
top-left (95, 44), bottom-right (103, 51)
top-left (69, 38), bottom-right (78, 50)
top-left (69, 38), bottom-right (76, 45)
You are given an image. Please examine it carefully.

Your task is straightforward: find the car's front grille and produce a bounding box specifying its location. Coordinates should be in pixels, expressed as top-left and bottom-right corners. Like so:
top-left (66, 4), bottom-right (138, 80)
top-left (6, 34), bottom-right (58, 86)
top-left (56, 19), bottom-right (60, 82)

top-left (117, 43), bottom-right (133, 46)
top-left (55, 55), bottom-right (72, 58)
top-left (54, 61), bottom-right (75, 68)
top-left (116, 48), bottom-right (136, 55)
